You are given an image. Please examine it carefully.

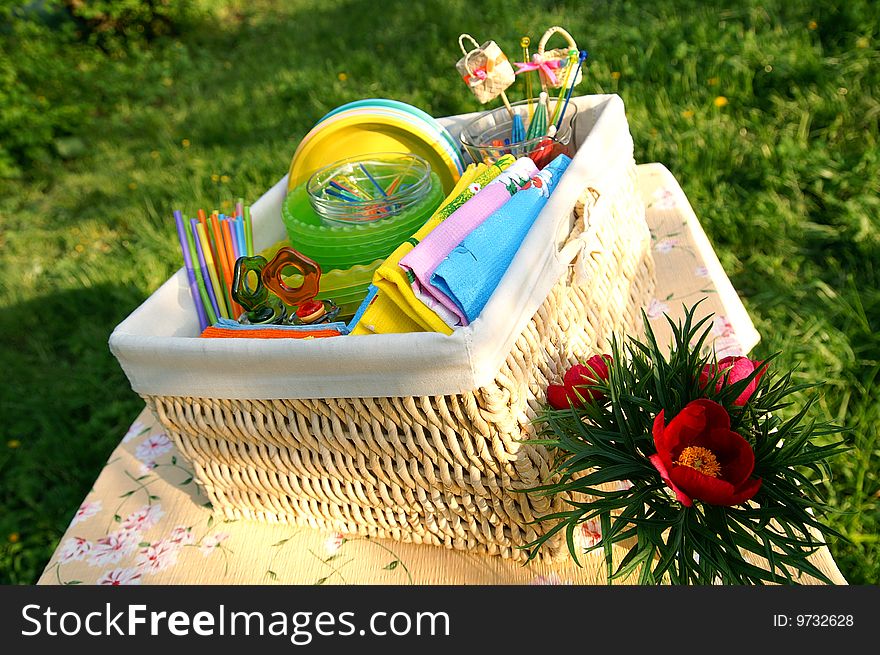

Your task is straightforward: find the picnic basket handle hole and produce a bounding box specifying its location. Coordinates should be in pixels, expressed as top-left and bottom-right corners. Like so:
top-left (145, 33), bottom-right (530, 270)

top-left (557, 186), bottom-right (602, 260)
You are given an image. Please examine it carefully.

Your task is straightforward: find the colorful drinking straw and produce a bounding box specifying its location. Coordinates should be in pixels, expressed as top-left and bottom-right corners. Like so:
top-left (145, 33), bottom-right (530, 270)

top-left (191, 218), bottom-right (221, 322)
top-left (174, 210), bottom-right (209, 331)
top-left (174, 197), bottom-right (257, 325)
top-left (205, 214), bottom-right (231, 307)
top-left (243, 205), bottom-right (253, 257)
top-left (235, 216), bottom-right (247, 260)
top-left (359, 163), bottom-right (387, 197)
top-left (196, 221), bottom-right (229, 319)
top-left (211, 212), bottom-right (240, 317)
top-left (184, 218), bottom-right (218, 325)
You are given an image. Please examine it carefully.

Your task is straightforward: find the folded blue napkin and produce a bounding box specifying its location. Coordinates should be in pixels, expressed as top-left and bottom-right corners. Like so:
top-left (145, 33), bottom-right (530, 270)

top-left (429, 154), bottom-right (572, 324)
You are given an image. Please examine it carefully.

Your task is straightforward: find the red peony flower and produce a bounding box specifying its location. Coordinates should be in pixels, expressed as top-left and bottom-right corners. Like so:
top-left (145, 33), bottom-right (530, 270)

top-left (547, 355), bottom-right (612, 409)
top-left (699, 356), bottom-right (766, 406)
top-left (648, 399), bottom-right (761, 507)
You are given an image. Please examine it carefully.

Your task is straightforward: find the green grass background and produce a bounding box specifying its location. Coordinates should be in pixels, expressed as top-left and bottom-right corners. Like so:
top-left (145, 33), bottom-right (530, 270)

top-left (1, 0), bottom-right (877, 584)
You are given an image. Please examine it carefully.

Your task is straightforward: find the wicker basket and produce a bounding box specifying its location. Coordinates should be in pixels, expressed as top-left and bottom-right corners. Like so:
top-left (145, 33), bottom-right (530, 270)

top-left (112, 95), bottom-right (656, 561)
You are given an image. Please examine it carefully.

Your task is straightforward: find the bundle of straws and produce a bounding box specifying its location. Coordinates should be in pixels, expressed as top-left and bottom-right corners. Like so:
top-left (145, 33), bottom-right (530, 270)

top-left (173, 199), bottom-right (254, 331)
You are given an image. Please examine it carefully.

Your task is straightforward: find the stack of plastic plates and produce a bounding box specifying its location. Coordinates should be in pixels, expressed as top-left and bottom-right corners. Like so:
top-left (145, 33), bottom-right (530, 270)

top-left (313, 259), bottom-right (382, 320)
top-left (287, 99), bottom-right (466, 195)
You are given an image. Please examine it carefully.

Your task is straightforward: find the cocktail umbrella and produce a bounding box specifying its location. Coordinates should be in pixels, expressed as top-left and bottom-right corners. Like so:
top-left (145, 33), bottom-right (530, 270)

top-left (526, 92), bottom-right (549, 141)
top-left (501, 91), bottom-right (525, 143)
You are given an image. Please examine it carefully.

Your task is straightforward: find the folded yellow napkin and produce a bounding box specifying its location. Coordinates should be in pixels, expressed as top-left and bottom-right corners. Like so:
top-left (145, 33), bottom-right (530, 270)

top-left (352, 155), bottom-right (515, 335)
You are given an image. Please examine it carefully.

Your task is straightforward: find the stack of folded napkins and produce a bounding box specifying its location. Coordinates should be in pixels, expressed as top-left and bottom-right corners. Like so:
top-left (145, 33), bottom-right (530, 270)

top-left (351, 152), bottom-right (572, 335)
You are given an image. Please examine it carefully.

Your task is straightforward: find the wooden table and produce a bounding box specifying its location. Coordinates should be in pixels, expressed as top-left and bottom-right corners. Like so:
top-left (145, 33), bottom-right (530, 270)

top-left (38, 164), bottom-right (846, 585)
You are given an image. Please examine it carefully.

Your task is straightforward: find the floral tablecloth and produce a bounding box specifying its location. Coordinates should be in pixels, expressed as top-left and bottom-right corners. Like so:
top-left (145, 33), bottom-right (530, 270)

top-left (37, 164), bottom-right (845, 585)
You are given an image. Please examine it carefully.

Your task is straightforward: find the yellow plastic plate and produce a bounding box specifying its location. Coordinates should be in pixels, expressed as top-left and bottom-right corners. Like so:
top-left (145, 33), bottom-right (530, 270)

top-left (287, 113), bottom-right (460, 194)
top-left (303, 106), bottom-right (465, 177)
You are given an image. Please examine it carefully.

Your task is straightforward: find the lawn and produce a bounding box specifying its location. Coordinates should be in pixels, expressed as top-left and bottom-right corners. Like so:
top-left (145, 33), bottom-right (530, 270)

top-left (1, 0), bottom-right (877, 584)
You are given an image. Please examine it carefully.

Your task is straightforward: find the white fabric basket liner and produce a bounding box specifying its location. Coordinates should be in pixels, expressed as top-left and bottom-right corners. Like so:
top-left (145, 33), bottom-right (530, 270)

top-left (109, 95), bottom-right (636, 399)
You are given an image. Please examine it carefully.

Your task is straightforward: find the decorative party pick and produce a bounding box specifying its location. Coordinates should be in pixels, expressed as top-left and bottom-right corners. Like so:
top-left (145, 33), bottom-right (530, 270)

top-left (502, 92), bottom-right (525, 144)
top-left (554, 50), bottom-right (588, 132)
top-left (521, 36), bottom-right (534, 121)
top-left (455, 34), bottom-right (516, 104)
top-left (534, 26), bottom-right (583, 93)
top-left (548, 48), bottom-right (579, 130)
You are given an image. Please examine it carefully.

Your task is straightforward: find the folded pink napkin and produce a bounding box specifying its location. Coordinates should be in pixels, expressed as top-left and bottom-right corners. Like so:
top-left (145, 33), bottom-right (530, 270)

top-left (431, 154), bottom-right (572, 326)
top-left (399, 157), bottom-right (539, 305)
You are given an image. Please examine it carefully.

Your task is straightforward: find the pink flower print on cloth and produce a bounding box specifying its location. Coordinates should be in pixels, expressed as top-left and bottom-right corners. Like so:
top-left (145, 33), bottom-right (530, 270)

top-left (650, 187), bottom-right (677, 210)
top-left (167, 525), bottom-right (196, 546)
top-left (654, 237), bottom-right (679, 254)
top-left (88, 531), bottom-right (140, 567)
top-left (710, 316), bottom-right (743, 358)
top-left (200, 532), bottom-right (230, 556)
top-left (714, 336), bottom-right (744, 359)
top-left (137, 460), bottom-right (158, 477)
top-left (135, 433), bottom-right (173, 462)
top-left (71, 500), bottom-right (102, 526)
top-left (575, 519), bottom-right (602, 551)
top-left (123, 420), bottom-right (148, 443)
top-left (324, 532), bottom-right (345, 556)
top-left (119, 504), bottom-right (164, 533)
top-left (57, 537), bottom-right (91, 564)
top-left (398, 156), bottom-right (539, 318)
top-left (646, 298), bottom-right (670, 320)
top-left (136, 540), bottom-right (181, 574)
top-left (711, 315), bottom-right (735, 338)
top-left (97, 568), bottom-right (143, 586)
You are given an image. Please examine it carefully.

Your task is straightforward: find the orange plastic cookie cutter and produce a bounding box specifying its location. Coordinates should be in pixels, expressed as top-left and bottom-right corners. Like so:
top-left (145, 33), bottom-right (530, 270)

top-left (261, 247), bottom-right (321, 306)
top-left (260, 246), bottom-right (340, 325)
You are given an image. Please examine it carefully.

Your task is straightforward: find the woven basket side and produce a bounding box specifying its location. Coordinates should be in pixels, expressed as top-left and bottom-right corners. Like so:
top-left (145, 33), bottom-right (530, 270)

top-left (144, 164), bottom-right (655, 561)
top-left (475, 161), bottom-right (653, 559)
